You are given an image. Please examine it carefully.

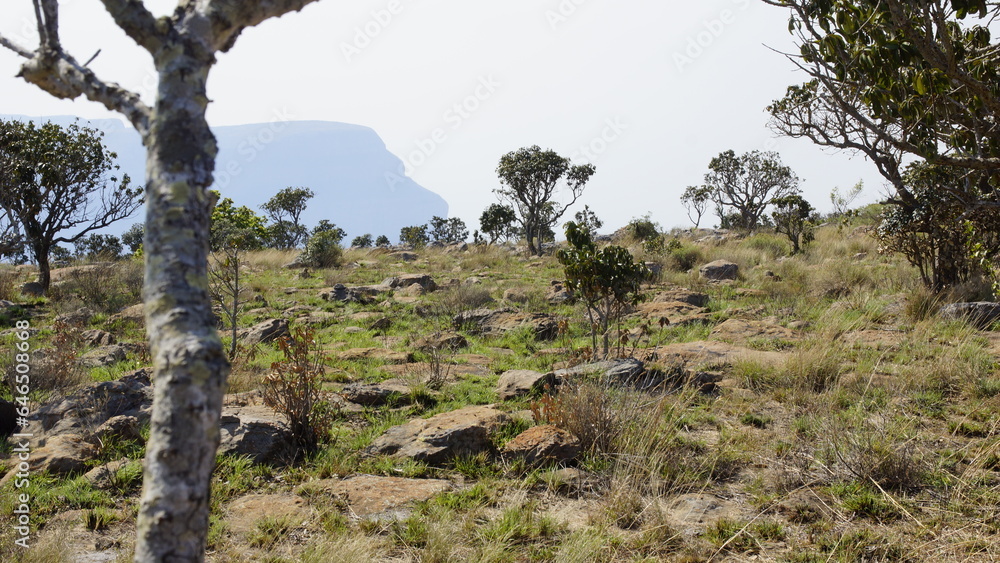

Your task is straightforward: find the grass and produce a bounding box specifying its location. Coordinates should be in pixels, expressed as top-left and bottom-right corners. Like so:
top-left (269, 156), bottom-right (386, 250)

top-left (7, 225), bottom-right (1000, 561)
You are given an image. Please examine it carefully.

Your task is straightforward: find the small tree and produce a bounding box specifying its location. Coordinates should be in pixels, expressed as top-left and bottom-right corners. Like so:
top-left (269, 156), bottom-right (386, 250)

top-left (121, 223), bottom-right (144, 255)
top-left (429, 216), bottom-right (469, 244)
top-left (375, 235), bottom-right (391, 248)
top-left (74, 233), bottom-right (123, 261)
top-left (311, 220), bottom-right (347, 245)
top-left (771, 195), bottom-right (815, 254)
top-left (574, 205), bottom-right (603, 238)
top-left (830, 181), bottom-right (864, 219)
top-left (209, 235), bottom-right (253, 359)
top-left (479, 203), bottom-right (518, 244)
top-left (301, 231), bottom-right (343, 268)
top-left (0, 119), bottom-right (142, 291)
top-left (351, 233), bottom-right (373, 248)
top-left (704, 150), bottom-right (800, 230)
top-left (558, 221), bottom-right (647, 359)
top-left (680, 185), bottom-right (712, 229)
top-left (261, 186), bottom-right (314, 249)
top-left (400, 224), bottom-right (430, 248)
top-left (211, 196), bottom-right (268, 251)
top-left (495, 145), bottom-right (596, 255)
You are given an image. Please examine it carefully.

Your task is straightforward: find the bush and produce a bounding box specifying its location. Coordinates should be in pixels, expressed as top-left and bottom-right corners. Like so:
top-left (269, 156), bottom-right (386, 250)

top-left (399, 224), bottom-right (429, 248)
top-left (301, 231), bottom-right (343, 268)
top-left (351, 233), bottom-right (373, 248)
top-left (261, 327), bottom-right (339, 458)
top-left (625, 214), bottom-right (660, 242)
top-left (51, 261), bottom-right (144, 314)
top-left (375, 235), bottom-right (391, 247)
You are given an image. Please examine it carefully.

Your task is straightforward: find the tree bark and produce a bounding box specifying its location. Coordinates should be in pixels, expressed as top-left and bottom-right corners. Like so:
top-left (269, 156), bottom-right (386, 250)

top-left (133, 58), bottom-right (229, 562)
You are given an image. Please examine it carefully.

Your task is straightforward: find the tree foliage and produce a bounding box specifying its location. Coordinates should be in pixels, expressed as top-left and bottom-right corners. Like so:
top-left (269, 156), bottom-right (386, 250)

top-left (0, 119), bottom-right (141, 290)
top-left (680, 185), bottom-right (712, 229)
top-left (429, 216), bottom-right (469, 244)
top-left (261, 186), bottom-right (314, 249)
top-left (375, 234), bottom-right (391, 248)
top-left (210, 195), bottom-right (268, 250)
top-left (557, 221), bottom-right (646, 358)
top-left (771, 194), bottom-right (815, 254)
top-left (121, 222), bottom-right (144, 254)
top-left (703, 150), bottom-right (800, 230)
top-left (400, 224), bottom-right (430, 248)
top-left (74, 233), bottom-right (123, 261)
top-left (573, 205), bottom-right (603, 238)
top-left (351, 233), bottom-right (373, 248)
top-left (479, 203), bottom-right (518, 244)
top-left (495, 145), bottom-right (596, 255)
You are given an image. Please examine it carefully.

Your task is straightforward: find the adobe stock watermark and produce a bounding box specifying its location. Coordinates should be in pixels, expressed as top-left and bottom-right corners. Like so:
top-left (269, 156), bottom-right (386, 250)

top-left (673, 0), bottom-right (751, 73)
top-left (214, 108), bottom-right (296, 189)
top-left (570, 117), bottom-right (627, 164)
top-left (545, 0), bottom-right (591, 30)
top-left (9, 319), bottom-right (33, 549)
top-left (385, 75), bottom-right (500, 190)
top-left (341, 0), bottom-right (408, 64)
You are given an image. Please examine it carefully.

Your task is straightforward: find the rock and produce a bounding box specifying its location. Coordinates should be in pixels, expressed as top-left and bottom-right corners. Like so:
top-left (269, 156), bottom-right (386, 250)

top-left (218, 405), bottom-right (295, 464)
top-left (453, 308), bottom-right (559, 340)
top-left (388, 251), bottom-right (419, 262)
top-left (365, 405), bottom-right (510, 464)
top-left (710, 319), bottom-right (796, 342)
top-left (444, 242), bottom-right (468, 253)
top-left (299, 475), bottom-right (451, 519)
top-left (0, 399), bottom-right (19, 437)
top-left (652, 290), bottom-right (709, 307)
top-left (399, 283), bottom-right (426, 296)
top-left (635, 301), bottom-right (711, 325)
top-left (92, 415), bottom-right (142, 444)
top-left (339, 382), bottom-right (412, 407)
top-left (545, 467), bottom-right (602, 494)
top-left (81, 329), bottom-right (116, 347)
top-left (55, 307), bottom-right (95, 327)
top-left (414, 332), bottom-right (468, 352)
top-left (226, 494), bottom-right (313, 536)
top-left (552, 358), bottom-right (664, 391)
top-left (501, 425), bottom-right (581, 466)
top-left (344, 327), bottom-right (365, 334)
top-left (20, 281), bottom-right (45, 296)
top-left (110, 303), bottom-right (144, 324)
top-left (546, 282), bottom-right (573, 304)
top-left (23, 434), bottom-right (98, 477)
top-left (699, 259), bottom-right (739, 281)
top-left (383, 274), bottom-right (437, 292)
top-left (503, 288), bottom-right (530, 304)
top-left (939, 302), bottom-right (1000, 329)
top-left (25, 369), bottom-right (153, 439)
top-left (319, 284), bottom-right (374, 304)
top-left (336, 348), bottom-right (414, 364)
top-left (667, 494), bottom-right (744, 534)
top-left (644, 340), bottom-right (788, 369)
top-left (297, 312), bottom-right (338, 326)
top-left (84, 459), bottom-right (133, 489)
top-left (241, 318), bottom-right (290, 345)
top-left (497, 369), bottom-right (554, 400)
top-left (79, 344), bottom-right (130, 368)
top-left (369, 316), bottom-right (392, 331)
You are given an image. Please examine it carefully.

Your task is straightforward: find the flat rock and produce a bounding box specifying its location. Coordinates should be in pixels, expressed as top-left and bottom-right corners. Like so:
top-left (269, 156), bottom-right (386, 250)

top-left (501, 425), bottom-right (581, 466)
top-left (3, 434), bottom-right (99, 481)
top-left (79, 344), bottom-right (130, 368)
top-left (300, 475), bottom-right (452, 519)
top-left (365, 405), bottom-right (510, 465)
top-left (218, 404), bottom-right (294, 464)
top-left (552, 358), bottom-right (663, 390)
top-left (634, 301), bottom-right (711, 325)
top-left (55, 307), bottom-right (95, 327)
top-left (109, 303), bottom-right (144, 324)
top-left (497, 369), bottom-right (554, 400)
top-left (710, 318), bottom-right (797, 342)
top-left (92, 415), bottom-right (142, 443)
top-left (453, 308), bottom-right (558, 340)
top-left (339, 381), bottom-right (412, 407)
top-left (226, 494), bottom-right (313, 536)
top-left (652, 290), bottom-right (709, 307)
top-left (414, 331), bottom-right (468, 352)
top-left (645, 340), bottom-right (787, 368)
top-left (502, 288), bottom-right (530, 304)
top-left (666, 494), bottom-right (744, 534)
top-left (84, 459), bottom-right (134, 489)
top-left (336, 348), bottom-right (414, 364)
top-left (384, 274), bottom-right (437, 292)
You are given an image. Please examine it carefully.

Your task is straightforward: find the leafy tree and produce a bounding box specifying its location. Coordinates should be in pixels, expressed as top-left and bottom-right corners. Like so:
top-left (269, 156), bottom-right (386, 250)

top-left (495, 145), bottom-right (596, 255)
top-left (703, 150), bottom-right (800, 230)
top-left (311, 220), bottom-right (346, 245)
top-left (375, 235), bottom-right (391, 248)
top-left (771, 194), bottom-right (815, 254)
top-left (0, 119), bottom-right (141, 291)
top-left (479, 203), bottom-right (518, 244)
top-left (261, 186), bottom-right (314, 249)
top-left (121, 222), bottom-right (144, 254)
top-left (351, 233), bottom-right (373, 248)
top-left (74, 233), bottom-right (123, 261)
top-left (830, 181), bottom-right (864, 218)
top-left (680, 185), bottom-right (712, 229)
top-left (1, 1), bottom-right (334, 558)
top-left (400, 224), bottom-right (430, 248)
top-left (429, 216), bottom-right (469, 244)
top-left (875, 162), bottom-right (1000, 290)
top-left (573, 205), bottom-right (603, 237)
top-left (558, 221), bottom-right (647, 359)
top-left (210, 195), bottom-right (268, 251)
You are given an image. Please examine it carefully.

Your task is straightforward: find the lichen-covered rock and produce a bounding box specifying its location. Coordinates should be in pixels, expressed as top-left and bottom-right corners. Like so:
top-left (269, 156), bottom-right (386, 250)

top-left (414, 332), bottom-right (468, 352)
top-left (365, 405), bottom-right (510, 465)
top-left (453, 308), bottom-right (558, 340)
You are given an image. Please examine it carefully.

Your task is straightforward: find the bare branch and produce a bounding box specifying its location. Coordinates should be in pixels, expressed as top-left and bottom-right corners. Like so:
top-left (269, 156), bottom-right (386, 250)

top-left (99, 0), bottom-right (166, 54)
top-left (0, 34), bottom-right (34, 59)
top-left (200, 0), bottom-right (321, 52)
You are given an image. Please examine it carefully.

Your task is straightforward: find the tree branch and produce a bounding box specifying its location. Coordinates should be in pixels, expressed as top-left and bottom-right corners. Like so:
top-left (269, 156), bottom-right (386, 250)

top-left (199, 0), bottom-right (321, 52)
top-left (100, 0), bottom-right (166, 54)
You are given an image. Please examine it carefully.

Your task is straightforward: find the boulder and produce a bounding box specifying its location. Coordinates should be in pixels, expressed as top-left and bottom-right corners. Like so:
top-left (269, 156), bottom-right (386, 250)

top-left (497, 369), bottom-right (554, 400)
top-left (22, 434), bottom-right (98, 477)
top-left (414, 332), bottom-right (468, 352)
top-left (652, 290), bottom-right (709, 307)
top-left (91, 415), bottom-right (143, 444)
top-left (501, 425), bottom-right (581, 466)
top-left (225, 494), bottom-right (313, 536)
top-left (241, 318), bottom-right (290, 345)
top-left (553, 358), bottom-right (665, 391)
top-left (20, 281), bottom-right (45, 297)
top-left (319, 284), bottom-right (374, 304)
top-left (699, 259), bottom-right (739, 281)
top-left (339, 382), bottom-right (412, 407)
top-left (298, 475), bottom-right (451, 519)
top-left (55, 307), bottom-right (95, 327)
top-left (365, 405), bottom-right (510, 465)
top-left (388, 251), bottom-right (419, 262)
top-left (81, 329), bottom-right (116, 347)
top-left (939, 302), bottom-right (1000, 329)
top-left (84, 459), bottom-right (134, 490)
top-left (25, 369), bottom-right (153, 439)
top-left (503, 288), bottom-right (530, 304)
top-left (336, 348), bottom-right (414, 364)
top-left (110, 303), bottom-right (145, 324)
top-left (383, 274), bottom-right (437, 292)
top-left (546, 282), bottom-right (573, 304)
top-left (453, 308), bottom-right (558, 340)
top-left (79, 344), bottom-right (130, 368)
top-left (218, 405), bottom-right (295, 464)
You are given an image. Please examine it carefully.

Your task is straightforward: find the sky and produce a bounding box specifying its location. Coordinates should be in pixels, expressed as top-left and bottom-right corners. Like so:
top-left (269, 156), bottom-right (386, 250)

top-left (0, 0), bottom-right (886, 233)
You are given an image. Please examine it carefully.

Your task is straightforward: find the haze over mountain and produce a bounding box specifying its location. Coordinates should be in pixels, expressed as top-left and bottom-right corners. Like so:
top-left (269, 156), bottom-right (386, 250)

top-left (4, 115), bottom-right (449, 242)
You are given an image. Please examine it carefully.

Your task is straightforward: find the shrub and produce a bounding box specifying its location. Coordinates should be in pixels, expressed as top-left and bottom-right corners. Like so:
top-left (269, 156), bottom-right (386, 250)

top-left (625, 214), bottom-right (660, 242)
top-left (351, 233), bottom-right (373, 248)
top-left (262, 327), bottom-right (339, 458)
top-left (301, 230), bottom-right (343, 268)
top-left (375, 235), bottom-right (391, 247)
top-left (51, 261), bottom-right (143, 314)
top-left (399, 224), bottom-right (429, 248)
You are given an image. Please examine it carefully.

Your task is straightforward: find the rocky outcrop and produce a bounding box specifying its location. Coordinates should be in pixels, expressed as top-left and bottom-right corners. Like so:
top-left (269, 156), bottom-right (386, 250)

top-left (335, 348), bottom-right (414, 364)
top-left (383, 274), bottom-right (437, 292)
top-left (26, 369), bottom-right (153, 439)
top-left (339, 381), bottom-right (412, 407)
top-left (552, 358), bottom-right (666, 391)
top-left (453, 308), bottom-right (559, 340)
top-left (365, 405), bottom-right (510, 464)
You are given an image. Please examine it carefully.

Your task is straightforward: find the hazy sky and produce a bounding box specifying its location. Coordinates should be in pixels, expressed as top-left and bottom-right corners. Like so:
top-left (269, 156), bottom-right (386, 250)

top-left (0, 0), bottom-right (885, 232)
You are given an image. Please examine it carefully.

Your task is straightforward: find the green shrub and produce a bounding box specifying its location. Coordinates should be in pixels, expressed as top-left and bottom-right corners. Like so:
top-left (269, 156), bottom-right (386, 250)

top-left (301, 230), bottom-right (343, 268)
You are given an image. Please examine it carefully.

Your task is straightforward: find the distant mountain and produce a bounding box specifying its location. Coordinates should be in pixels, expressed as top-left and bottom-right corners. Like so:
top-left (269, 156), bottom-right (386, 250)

top-left (2, 115), bottom-right (448, 242)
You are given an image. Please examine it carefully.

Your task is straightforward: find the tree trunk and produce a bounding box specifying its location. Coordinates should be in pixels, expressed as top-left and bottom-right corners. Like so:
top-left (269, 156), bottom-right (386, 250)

top-left (31, 240), bottom-right (51, 293)
top-left (134, 60), bottom-right (229, 563)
